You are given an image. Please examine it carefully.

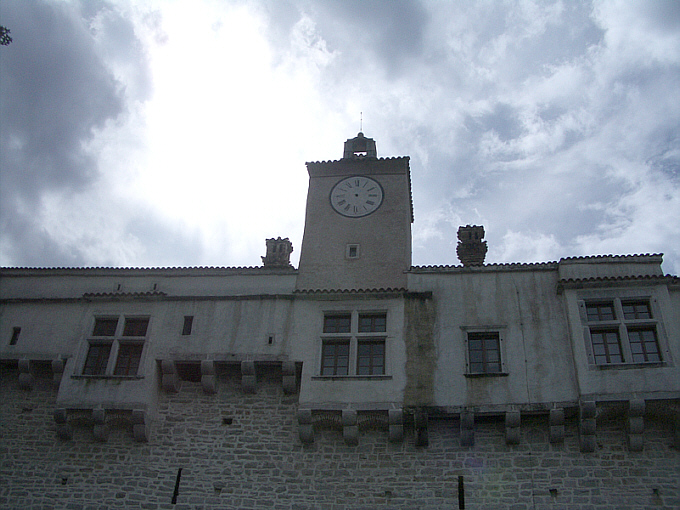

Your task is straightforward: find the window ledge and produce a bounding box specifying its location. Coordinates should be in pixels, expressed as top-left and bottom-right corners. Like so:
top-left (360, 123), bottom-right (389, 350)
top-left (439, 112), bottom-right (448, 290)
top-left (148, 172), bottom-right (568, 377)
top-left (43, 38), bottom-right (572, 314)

top-left (593, 362), bottom-right (667, 370)
top-left (72, 375), bottom-right (144, 380)
top-left (464, 372), bottom-right (509, 378)
top-left (312, 375), bottom-right (392, 381)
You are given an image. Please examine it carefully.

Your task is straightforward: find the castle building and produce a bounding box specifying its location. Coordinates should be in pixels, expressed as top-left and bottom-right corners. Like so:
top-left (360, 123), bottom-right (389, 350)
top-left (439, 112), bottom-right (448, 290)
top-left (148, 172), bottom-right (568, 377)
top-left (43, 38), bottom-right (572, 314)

top-left (1, 134), bottom-right (679, 509)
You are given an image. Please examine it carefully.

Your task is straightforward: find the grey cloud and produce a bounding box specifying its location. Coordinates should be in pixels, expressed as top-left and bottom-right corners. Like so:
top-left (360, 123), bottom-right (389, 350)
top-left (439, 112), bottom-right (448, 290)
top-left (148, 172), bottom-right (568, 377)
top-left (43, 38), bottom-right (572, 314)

top-left (0, 0), bottom-right (150, 267)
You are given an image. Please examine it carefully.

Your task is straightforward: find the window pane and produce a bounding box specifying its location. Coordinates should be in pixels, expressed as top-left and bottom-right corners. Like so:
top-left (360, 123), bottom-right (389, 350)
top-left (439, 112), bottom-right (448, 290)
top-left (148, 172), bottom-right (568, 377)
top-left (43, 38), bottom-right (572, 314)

top-left (627, 327), bottom-right (661, 363)
top-left (93, 318), bottom-right (118, 336)
top-left (123, 318), bottom-right (149, 337)
top-left (622, 301), bottom-right (651, 320)
top-left (467, 332), bottom-right (501, 374)
top-left (586, 302), bottom-right (615, 322)
top-left (323, 314), bottom-right (351, 333)
top-left (114, 344), bottom-right (144, 376)
top-left (468, 339), bottom-right (482, 350)
top-left (591, 328), bottom-right (622, 364)
top-left (321, 341), bottom-right (350, 375)
top-left (357, 341), bottom-right (385, 375)
top-left (358, 313), bottom-right (387, 333)
top-left (83, 343), bottom-right (112, 375)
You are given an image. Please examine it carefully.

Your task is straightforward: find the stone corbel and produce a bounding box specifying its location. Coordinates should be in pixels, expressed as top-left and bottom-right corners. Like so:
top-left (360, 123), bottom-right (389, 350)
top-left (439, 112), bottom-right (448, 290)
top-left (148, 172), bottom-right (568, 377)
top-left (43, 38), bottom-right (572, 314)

top-left (132, 409), bottom-right (149, 442)
top-left (51, 358), bottom-right (65, 389)
top-left (201, 360), bottom-right (217, 394)
top-left (241, 361), bottom-right (257, 393)
top-left (505, 410), bottom-right (521, 445)
top-left (415, 408), bottom-right (429, 447)
top-left (282, 361), bottom-right (297, 395)
top-left (297, 409), bottom-right (314, 444)
top-left (388, 409), bottom-right (404, 443)
top-left (54, 408), bottom-right (72, 440)
top-left (460, 409), bottom-right (474, 447)
top-left (342, 410), bottom-right (359, 446)
top-left (627, 399), bottom-right (645, 452)
top-left (549, 408), bottom-right (565, 443)
top-left (161, 360), bottom-right (180, 393)
top-left (18, 358), bottom-right (34, 390)
top-left (92, 407), bottom-right (108, 442)
top-left (579, 401), bottom-right (597, 452)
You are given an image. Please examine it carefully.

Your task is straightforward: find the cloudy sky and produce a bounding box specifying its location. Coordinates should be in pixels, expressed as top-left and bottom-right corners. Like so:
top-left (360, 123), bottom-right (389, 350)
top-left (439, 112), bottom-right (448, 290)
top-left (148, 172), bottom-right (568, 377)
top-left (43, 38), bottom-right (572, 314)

top-left (1, 0), bottom-right (679, 275)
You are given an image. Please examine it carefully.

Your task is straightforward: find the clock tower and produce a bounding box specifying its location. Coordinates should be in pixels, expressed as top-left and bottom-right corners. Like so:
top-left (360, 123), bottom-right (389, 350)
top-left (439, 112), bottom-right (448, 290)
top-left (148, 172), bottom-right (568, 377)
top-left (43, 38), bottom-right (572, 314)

top-left (296, 133), bottom-right (413, 291)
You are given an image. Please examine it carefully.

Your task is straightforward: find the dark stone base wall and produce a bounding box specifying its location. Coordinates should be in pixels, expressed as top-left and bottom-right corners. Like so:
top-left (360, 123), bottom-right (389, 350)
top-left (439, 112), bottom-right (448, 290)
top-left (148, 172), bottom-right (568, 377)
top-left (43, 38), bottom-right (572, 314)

top-left (1, 367), bottom-right (678, 509)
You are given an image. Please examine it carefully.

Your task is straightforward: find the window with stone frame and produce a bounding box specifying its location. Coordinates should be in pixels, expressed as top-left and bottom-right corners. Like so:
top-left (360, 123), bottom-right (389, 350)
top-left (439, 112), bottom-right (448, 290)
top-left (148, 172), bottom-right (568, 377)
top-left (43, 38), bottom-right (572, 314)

top-left (83, 316), bottom-right (149, 376)
top-left (466, 331), bottom-right (502, 374)
top-left (584, 298), bottom-right (662, 366)
top-left (320, 312), bottom-right (387, 376)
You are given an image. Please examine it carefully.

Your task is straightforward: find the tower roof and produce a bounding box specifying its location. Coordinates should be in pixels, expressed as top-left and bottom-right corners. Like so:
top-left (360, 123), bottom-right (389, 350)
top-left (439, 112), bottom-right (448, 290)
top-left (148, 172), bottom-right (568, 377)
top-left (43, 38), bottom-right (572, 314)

top-left (343, 132), bottom-right (377, 159)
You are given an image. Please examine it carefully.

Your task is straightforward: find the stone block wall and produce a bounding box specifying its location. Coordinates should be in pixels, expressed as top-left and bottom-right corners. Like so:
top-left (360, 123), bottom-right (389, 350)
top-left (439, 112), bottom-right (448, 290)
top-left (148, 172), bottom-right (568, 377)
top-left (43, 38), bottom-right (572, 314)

top-left (1, 364), bottom-right (678, 509)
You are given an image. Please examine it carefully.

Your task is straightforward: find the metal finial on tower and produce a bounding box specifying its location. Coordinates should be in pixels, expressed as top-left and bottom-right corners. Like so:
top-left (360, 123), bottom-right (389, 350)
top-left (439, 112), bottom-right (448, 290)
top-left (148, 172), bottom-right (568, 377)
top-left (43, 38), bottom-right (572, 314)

top-left (360, 112), bottom-right (363, 133)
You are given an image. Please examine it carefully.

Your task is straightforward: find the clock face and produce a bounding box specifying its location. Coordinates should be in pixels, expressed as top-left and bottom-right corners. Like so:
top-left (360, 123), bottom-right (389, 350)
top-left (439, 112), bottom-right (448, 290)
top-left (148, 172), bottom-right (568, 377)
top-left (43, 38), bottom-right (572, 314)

top-left (330, 176), bottom-right (384, 217)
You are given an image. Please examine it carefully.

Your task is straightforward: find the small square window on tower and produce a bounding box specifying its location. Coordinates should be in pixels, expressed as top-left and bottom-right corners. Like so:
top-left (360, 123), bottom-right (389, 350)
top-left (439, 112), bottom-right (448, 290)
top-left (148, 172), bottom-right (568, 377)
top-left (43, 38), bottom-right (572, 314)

top-left (346, 244), bottom-right (360, 259)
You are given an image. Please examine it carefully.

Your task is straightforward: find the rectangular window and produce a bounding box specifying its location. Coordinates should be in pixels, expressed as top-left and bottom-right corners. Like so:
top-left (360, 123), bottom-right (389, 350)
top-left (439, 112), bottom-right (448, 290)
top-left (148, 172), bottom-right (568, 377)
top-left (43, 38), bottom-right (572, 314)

top-left (123, 318), bottom-right (149, 337)
top-left (9, 327), bottom-right (21, 345)
top-left (182, 316), bottom-right (194, 336)
top-left (321, 341), bottom-right (350, 375)
top-left (83, 316), bottom-right (148, 376)
top-left (622, 300), bottom-right (652, 320)
top-left (591, 329), bottom-right (624, 364)
top-left (583, 298), bottom-right (662, 366)
top-left (83, 343), bottom-right (113, 375)
top-left (114, 343), bottom-right (144, 376)
top-left (92, 318), bottom-right (118, 336)
top-left (628, 327), bottom-right (661, 363)
top-left (467, 332), bottom-right (502, 374)
top-left (357, 341), bottom-right (385, 375)
top-left (358, 313), bottom-right (387, 333)
top-left (323, 314), bottom-right (351, 334)
top-left (586, 302), bottom-right (616, 322)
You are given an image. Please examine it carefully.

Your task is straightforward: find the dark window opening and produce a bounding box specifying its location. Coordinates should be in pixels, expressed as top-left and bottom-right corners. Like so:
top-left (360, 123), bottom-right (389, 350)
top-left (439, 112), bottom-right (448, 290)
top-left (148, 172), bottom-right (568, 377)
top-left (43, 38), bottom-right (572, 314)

top-left (321, 341), bottom-right (350, 375)
top-left (83, 343), bottom-right (112, 375)
top-left (114, 343), bottom-right (144, 376)
top-left (323, 314), bottom-right (351, 334)
top-left (182, 316), bottom-right (193, 336)
top-left (123, 318), bottom-right (149, 337)
top-left (93, 318), bottom-right (118, 336)
top-left (9, 327), bottom-right (21, 345)
top-left (357, 341), bottom-right (385, 375)
top-left (358, 313), bottom-right (387, 333)
top-left (467, 332), bottom-right (502, 374)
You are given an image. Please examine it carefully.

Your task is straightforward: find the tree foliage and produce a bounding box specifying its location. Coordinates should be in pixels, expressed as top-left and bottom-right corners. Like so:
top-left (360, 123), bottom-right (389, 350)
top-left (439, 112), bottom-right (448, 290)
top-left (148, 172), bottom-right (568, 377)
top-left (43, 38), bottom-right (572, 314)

top-left (0, 26), bottom-right (12, 46)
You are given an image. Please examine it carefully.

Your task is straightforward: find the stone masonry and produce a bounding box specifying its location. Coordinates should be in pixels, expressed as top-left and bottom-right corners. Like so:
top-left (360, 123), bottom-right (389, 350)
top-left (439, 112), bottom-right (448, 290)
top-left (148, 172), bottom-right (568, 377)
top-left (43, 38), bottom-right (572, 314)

top-left (1, 364), bottom-right (678, 510)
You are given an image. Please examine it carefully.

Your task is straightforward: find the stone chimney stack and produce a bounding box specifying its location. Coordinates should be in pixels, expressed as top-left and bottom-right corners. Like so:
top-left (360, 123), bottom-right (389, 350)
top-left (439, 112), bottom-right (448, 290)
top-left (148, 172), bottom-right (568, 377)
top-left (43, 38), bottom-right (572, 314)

top-left (262, 237), bottom-right (294, 268)
top-left (456, 225), bottom-right (487, 266)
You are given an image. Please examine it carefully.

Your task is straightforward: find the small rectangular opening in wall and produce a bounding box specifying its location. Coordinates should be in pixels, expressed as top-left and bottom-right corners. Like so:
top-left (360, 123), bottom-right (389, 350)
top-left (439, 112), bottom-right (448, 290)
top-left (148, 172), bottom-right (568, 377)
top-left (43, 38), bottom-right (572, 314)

top-left (182, 316), bottom-right (193, 336)
top-left (458, 475), bottom-right (465, 509)
top-left (267, 335), bottom-right (274, 345)
top-left (9, 327), bottom-right (20, 345)
top-left (346, 244), bottom-right (360, 259)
